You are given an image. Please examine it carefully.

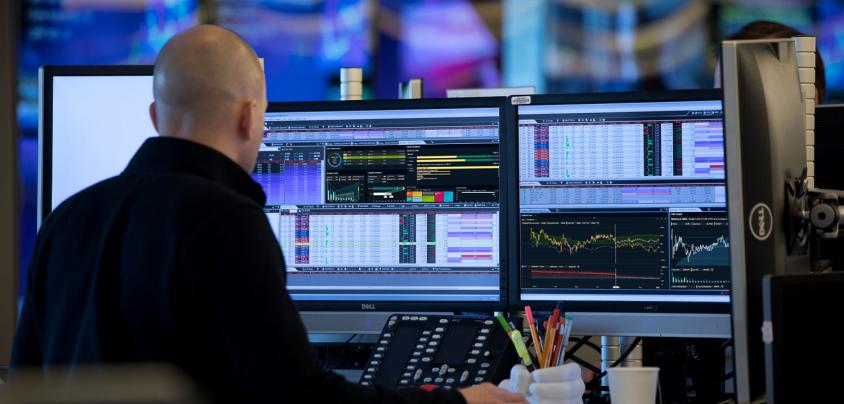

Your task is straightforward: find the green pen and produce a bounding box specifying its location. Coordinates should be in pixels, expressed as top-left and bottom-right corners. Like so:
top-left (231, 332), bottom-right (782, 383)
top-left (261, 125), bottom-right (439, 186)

top-left (510, 330), bottom-right (536, 371)
top-left (495, 312), bottom-right (512, 334)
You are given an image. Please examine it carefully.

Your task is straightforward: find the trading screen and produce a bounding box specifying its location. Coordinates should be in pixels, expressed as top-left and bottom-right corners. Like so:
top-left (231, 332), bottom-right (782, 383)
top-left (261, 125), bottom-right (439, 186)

top-left (517, 99), bottom-right (730, 303)
top-left (258, 107), bottom-right (502, 302)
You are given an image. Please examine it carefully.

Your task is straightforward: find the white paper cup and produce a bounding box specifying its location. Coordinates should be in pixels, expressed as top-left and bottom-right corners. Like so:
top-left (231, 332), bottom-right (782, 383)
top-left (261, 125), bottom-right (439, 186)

top-left (607, 367), bottom-right (659, 404)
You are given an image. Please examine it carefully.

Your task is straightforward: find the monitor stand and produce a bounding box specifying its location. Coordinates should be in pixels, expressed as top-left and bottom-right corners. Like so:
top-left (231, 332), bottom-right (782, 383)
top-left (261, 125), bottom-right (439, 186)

top-left (600, 336), bottom-right (644, 394)
top-left (565, 312), bottom-right (731, 338)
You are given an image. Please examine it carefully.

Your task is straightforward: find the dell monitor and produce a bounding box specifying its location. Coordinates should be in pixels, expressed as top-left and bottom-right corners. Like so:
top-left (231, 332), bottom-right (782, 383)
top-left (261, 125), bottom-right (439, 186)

top-left (510, 90), bottom-right (732, 338)
top-left (39, 65), bottom-right (155, 226)
top-left (262, 98), bottom-right (509, 314)
top-left (721, 39), bottom-right (811, 403)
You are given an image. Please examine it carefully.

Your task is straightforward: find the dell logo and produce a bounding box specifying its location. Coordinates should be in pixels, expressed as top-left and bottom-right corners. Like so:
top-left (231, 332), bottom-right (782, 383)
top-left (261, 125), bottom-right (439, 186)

top-left (749, 203), bottom-right (773, 241)
top-left (361, 304), bottom-right (377, 310)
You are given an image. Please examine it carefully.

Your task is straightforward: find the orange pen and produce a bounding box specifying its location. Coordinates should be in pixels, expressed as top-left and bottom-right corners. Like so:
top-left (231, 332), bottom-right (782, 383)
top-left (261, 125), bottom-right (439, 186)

top-left (550, 317), bottom-right (565, 367)
top-left (525, 306), bottom-right (543, 366)
top-left (542, 309), bottom-right (560, 368)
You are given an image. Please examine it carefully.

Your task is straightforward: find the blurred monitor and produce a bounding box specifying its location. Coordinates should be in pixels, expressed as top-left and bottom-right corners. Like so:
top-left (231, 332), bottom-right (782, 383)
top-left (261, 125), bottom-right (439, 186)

top-left (39, 66), bottom-right (155, 226)
top-left (19, 1), bottom-right (198, 132)
top-left (511, 90), bottom-right (731, 338)
top-left (215, 0), bottom-right (371, 102)
top-left (717, 4), bottom-right (814, 41)
top-left (374, 0), bottom-right (500, 98)
top-left (721, 38), bottom-right (811, 403)
top-left (819, 0), bottom-right (844, 101)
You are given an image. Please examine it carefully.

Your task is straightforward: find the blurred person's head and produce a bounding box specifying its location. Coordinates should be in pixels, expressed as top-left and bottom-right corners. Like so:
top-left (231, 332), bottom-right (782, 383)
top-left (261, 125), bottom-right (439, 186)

top-left (714, 20), bottom-right (826, 103)
top-left (150, 24), bottom-right (267, 173)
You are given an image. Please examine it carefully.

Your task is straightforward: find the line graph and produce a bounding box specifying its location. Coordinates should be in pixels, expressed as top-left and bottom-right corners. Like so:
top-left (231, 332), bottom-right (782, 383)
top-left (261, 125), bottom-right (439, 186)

top-left (520, 212), bottom-right (668, 289)
top-left (668, 211), bottom-right (730, 269)
top-left (671, 234), bottom-right (730, 267)
top-left (668, 211), bottom-right (731, 289)
top-left (529, 228), bottom-right (660, 255)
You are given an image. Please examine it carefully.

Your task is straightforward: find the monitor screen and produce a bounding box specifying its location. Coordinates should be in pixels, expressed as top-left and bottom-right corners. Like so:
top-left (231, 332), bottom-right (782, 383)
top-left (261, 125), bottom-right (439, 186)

top-left (41, 67), bottom-right (155, 223)
top-left (261, 101), bottom-right (505, 308)
top-left (515, 93), bottom-right (730, 307)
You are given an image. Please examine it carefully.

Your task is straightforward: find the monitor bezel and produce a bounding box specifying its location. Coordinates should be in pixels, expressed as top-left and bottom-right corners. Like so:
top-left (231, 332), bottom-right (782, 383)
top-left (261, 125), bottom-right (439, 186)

top-left (265, 97), bottom-right (511, 312)
top-left (507, 89), bottom-right (731, 315)
top-left (38, 65), bottom-right (154, 228)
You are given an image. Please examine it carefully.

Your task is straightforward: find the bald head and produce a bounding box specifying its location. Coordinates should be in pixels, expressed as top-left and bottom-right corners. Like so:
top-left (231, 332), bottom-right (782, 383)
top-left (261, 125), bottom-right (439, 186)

top-left (150, 24), bottom-right (267, 172)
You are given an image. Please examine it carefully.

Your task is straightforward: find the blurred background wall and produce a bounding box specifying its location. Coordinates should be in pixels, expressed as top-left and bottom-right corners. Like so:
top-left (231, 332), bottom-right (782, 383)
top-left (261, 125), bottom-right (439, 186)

top-left (14, 0), bottom-right (844, 296)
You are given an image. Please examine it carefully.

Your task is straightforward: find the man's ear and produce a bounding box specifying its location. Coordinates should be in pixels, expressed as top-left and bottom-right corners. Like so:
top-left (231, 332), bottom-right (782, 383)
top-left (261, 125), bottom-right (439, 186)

top-left (238, 99), bottom-right (257, 140)
top-left (149, 102), bottom-right (160, 133)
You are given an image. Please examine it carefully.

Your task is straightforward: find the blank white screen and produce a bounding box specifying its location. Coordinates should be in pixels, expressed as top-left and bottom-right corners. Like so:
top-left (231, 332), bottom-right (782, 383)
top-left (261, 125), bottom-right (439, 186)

top-left (50, 75), bottom-right (155, 210)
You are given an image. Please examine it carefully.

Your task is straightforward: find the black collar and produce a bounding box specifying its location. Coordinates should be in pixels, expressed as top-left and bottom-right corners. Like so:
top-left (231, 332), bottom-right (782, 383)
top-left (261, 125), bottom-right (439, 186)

top-left (123, 137), bottom-right (266, 206)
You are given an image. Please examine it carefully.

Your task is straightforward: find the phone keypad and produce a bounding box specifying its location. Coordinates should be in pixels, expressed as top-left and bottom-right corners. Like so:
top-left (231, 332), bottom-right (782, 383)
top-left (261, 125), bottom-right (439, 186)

top-left (359, 315), bottom-right (515, 389)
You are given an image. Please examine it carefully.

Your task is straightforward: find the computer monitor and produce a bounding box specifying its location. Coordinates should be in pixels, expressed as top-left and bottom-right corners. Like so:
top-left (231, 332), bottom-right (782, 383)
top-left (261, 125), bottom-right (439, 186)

top-left (762, 272), bottom-right (844, 404)
top-left (813, 104), bottom-right (844, 270)
top-left (39, 65), bottom-right (154, 227)
top-left (510, 90), bottom-right (732, 338)
top-left (262, 98), bottom-right (509, 312)
top-left (721, 39), bottom-right (811, 403)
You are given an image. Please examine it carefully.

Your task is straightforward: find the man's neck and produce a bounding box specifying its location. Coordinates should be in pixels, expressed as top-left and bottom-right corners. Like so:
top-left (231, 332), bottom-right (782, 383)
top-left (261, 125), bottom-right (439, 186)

top-left (158, 134), bottom-right (246, 173)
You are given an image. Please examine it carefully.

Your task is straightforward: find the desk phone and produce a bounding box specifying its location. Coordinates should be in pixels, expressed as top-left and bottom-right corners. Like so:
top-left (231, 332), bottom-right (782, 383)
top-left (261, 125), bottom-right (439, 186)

top-left (359, 315), bottom-right (517, 390)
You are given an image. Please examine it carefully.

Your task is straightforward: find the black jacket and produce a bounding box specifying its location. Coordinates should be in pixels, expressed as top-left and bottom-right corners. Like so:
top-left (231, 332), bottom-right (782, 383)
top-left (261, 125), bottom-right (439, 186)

top-left (12, 137), bottom-right (465, 404)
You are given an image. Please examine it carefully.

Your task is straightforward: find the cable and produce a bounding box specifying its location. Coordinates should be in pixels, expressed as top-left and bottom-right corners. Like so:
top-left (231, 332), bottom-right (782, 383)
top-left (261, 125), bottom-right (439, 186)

top-left (566, 338), bottom-right (645, 399)
top-left (568, 336), bottom-right (601, 354)
top-left (341, 334), bottom-right (357, 345)
top-left (583, 384), bottom-right (610, 392)
top-left (320, 334), bottom-right (360, 370)
top-left (590, 336), bottom-right (644, 382)
top-left (565, 335), bottom-right (593, 357)
top-left (568, 353), bottom-right (603, 375)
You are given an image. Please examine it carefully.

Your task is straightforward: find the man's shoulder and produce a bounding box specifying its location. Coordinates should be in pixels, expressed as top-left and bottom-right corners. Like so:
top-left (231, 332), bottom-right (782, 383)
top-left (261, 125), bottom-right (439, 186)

top-left (46, 175), bottom-right (127, 223)
top-left (46, 171), bottom-right (262, 229)
top-left (150, 171), bottom-right (260, 206)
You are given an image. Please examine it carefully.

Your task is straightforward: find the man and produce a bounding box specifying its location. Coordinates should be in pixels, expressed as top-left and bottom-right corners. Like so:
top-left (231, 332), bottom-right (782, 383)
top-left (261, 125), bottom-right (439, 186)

top-left (11, 25), bottom-right (525, 404)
